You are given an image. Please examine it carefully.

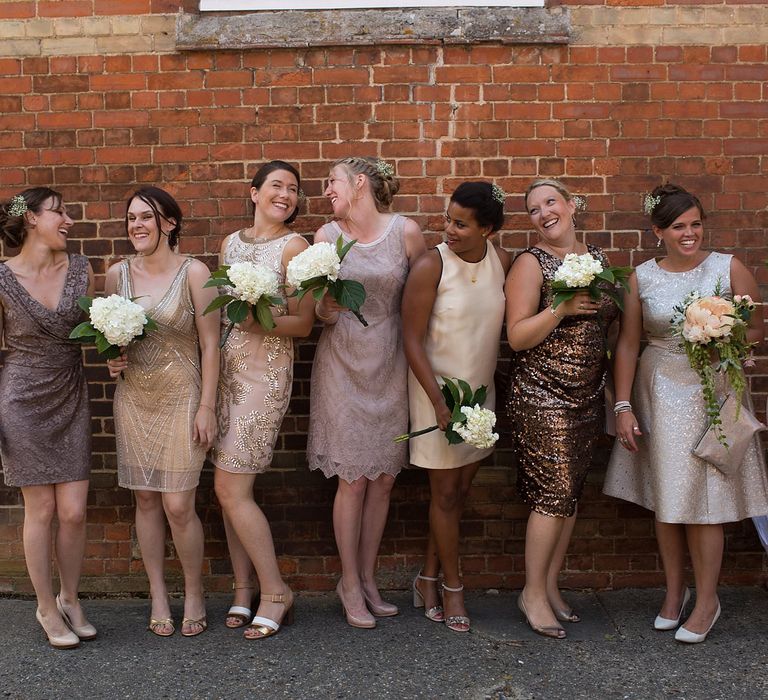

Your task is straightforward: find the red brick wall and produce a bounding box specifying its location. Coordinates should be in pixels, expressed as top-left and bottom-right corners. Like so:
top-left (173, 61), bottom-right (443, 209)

top-left (0, 1), bottom-right (767, 593)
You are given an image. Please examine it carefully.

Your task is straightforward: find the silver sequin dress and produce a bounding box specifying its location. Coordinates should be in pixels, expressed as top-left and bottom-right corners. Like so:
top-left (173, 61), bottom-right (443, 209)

top-left (603, 252), bottom-right (768, 524)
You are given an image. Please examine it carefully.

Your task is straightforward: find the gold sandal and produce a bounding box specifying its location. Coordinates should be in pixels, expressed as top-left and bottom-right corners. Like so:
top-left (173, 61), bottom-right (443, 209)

top-left (181, 616), bottom-right (208, 637)
top-left (244, 592), bottom-right (295, 640)
top-left (226, 580), bottom-right (256, 629)
top-left (147, 617), bottom-right (175, 637)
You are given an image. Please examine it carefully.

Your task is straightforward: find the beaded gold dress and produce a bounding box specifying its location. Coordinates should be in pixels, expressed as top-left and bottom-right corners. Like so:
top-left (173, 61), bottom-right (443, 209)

top-left (211, 231), bottom-right (299, 474)
top-left (114, 258), bottom-right (206, 492)
top-left (506, 245), bottom-right (617, 518)
top-left (603, 253), bottom-right (768, 523)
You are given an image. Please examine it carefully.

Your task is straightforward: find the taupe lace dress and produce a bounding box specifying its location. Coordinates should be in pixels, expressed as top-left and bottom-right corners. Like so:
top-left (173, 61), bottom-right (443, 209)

top-left (507, 245), bottom-right (618, 517)
top-left (308, 216), bottom-right (410, 482)
top-left (211, 231), bottom-right (298, 474)
top-left (113, 258), bottom-right (206, 492)
top-left (0, 254), bottom-right (91, 487)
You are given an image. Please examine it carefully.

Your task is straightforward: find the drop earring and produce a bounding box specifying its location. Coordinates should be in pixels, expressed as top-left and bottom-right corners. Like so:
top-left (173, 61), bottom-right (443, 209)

top-left (656, 237), bottom-right (662, 248)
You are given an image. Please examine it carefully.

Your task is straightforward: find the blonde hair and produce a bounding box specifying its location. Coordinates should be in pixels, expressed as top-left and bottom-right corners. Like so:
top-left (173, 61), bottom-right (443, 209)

top-left (332, 156), bottom-right (400, 211)
top-left (524, 178), bottom-right (573, 211)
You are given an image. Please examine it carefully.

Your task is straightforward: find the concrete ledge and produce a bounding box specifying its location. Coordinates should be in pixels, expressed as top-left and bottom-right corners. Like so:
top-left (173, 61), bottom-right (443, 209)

top-left (176, 7), bottom-right (570, 50)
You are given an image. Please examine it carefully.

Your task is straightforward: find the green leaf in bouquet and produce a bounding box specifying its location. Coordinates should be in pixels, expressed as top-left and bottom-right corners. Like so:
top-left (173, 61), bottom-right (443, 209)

top-left (210, 265), bottom-right (231, 278)
top-left (144, 317), bottom-right (158, 332)
top-left (77, 296), bottom-right (93, 313)
top-left (440, 382), bottom-right (456, 411)
top-left (552, 290), bottom-right (576, 309)
top-left (471, 385), bottom-right (488, 406)
top-left (69, 321), bottom-right (97, 340)
top-left (267, 295), bottom-right (284, 307)
top-left (203, 294), bottom-right (235, 315)
top-left (587, 285), bottom-right (601, 300)
top-left (337, 237), bottom-right (357, 262)
top-left (95, 332), bottom-right (114, 355)
top-left (226, 299), bottom-right (250, 324)
top-left (441, 377), bottom-right (461, 407)
top-left (253, 297), bottom-right (276, 331)
top-left (600, 287), bottom-right (624, 311)
top-left (444, 425), bottom-right (464, 445)
top-left (204, 277), bottom-right (234, 288)
top-left (293, 275), bottom-right (329, 301)
top-left (451, 405), bottom-right (465, 423)
top-left (332, 279), bottom-right (368, 326)
top-left (312, 286), bottom-right (326, 302)
top-left (457, 378), bottom-right (472, 405)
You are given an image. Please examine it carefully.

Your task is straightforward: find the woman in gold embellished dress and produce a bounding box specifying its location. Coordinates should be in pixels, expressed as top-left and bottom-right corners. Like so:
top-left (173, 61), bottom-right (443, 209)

top-left (106, 187), bottom-right (220, 638)
top-left (505, 179), bottom-right (617, 639)
top-left (212, 162), bottom-right (315, 640)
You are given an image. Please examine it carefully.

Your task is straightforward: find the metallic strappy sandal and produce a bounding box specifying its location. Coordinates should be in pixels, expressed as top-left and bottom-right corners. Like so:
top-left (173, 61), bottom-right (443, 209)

top-left (244, 592), bottom-right (295, 640)
top-left (412, 572), bottom-right (444, 622)
top-left (442, 583), bottom-right (470, 633)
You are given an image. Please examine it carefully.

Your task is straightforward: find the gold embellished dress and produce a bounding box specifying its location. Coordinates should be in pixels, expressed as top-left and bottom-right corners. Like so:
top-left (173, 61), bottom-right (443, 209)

top-left (603, 253), bottom-right (768, 523)
top-left (506, 245), bottom-right (617, 517)
top-left (211, 231), bottom-right (298, 474)
top-left (408, 241), bottom-right (506, 469)
top-left (114, 258), bottom-right (206, 492)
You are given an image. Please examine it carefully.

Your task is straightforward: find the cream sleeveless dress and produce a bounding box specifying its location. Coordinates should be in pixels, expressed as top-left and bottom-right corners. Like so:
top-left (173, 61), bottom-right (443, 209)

top-left (408, 240), bottom-right (506, 469)
top-left (114, 257), bottom-right (206, 492)
top-left (211, 231), bottom-right (299, 474)
top-left (603, 252), bottom-right (768, 523)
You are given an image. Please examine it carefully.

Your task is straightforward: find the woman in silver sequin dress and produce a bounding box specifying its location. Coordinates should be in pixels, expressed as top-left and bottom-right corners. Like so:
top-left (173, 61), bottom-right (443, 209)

top-left (0, 188), bottom-right (96, 649)
top-left (506, 179), bottom-right (617, 639)
top-left (308, 157), bottom-right (426, 628)
top-left (604, 184), bottom-right (768, 643)
top-left (212, 162), bottom-right (315, 640)
top-left (106, 187), bottom-right (220, 638)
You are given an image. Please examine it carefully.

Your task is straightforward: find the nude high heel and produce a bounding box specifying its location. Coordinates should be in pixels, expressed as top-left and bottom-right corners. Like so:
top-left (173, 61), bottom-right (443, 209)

top-left (56, 595), bottom-right (97, 640)
top-left (36, 609), bottom-right (80, 650)
top-left (336, 582), bottom-right (375, 629)
top-left (654, 588), bottom-right (691, 631)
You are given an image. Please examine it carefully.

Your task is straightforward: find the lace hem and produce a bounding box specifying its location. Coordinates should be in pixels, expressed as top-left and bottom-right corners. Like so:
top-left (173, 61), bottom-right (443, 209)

top-left (308, 453), bottom-right (403, 483)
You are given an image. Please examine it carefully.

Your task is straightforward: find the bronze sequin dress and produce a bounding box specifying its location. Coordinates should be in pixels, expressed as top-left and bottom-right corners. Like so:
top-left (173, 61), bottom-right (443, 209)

top-left (507, 245), bottom-right (617, 517)
top-left (603, 253), bottom-right (768, 524)
top-left (114, 258), bottom-right (206, 492)
top-left (0, 254), bottom-right (91, 487)
top-left (211, 231), bottom-right (299, 474)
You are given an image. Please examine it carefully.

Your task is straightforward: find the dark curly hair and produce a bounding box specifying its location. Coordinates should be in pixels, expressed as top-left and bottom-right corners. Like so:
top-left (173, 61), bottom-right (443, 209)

top-left (449, 182), bottom-right (505, 233)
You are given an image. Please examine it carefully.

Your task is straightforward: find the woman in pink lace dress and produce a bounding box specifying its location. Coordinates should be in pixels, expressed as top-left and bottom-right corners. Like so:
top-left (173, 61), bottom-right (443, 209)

top-left (308, 157), bottom-right (426, 628)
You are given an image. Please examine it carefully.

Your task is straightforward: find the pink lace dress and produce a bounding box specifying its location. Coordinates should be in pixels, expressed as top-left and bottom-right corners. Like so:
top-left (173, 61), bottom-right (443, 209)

top-left (307, 215), bottom-right (409, 482)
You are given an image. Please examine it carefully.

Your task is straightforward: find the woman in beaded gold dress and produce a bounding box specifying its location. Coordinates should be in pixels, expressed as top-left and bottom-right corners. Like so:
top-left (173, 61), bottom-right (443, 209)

top-left (106, 187), bottom-right (220, 638)
top-left (505, 179), bottom-right (617, 639)
top-left (212, 161), bottom-right (315, 640)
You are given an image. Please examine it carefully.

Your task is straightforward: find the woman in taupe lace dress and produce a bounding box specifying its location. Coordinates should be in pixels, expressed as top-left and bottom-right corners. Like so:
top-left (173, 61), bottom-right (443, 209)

top-left (106, 187), bottom-right (219, 638)
top-left (0, 187), bottom-right (96, 649)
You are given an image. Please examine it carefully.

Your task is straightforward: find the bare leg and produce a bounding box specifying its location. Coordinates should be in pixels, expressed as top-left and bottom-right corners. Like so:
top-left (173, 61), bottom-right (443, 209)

top-left (358, 474), bottom-right (396, 606)
top-left (546, 511), bottom-right (577, 615)
top-left (332, 476), bottom-right (372, 623)
top-left (428, 462), bottom-right (480, 625)
top-left (21, 485), bottom-right (70, 638)
top-left (214, 469), bottom-right (292, 638)
top-left (134, 490), bottom-right (172, 634)
top-left (683, 523), bottom-right (723, 633)
top-left (54, 480), bottom-right (92, 629)
top-left (223, 511), bottom-right (257, 627)
top-left (415, 528), bottom-right (442, 612)
top-left (520, 510), bottom-right (565, 630)
top-left (655, 520), bottom-right (689, 620)
top-left (163, 489), bottom-right (206, 635)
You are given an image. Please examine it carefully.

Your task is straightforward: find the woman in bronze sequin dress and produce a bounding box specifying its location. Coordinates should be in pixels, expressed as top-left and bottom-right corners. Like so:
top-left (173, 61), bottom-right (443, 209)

top-left (106, 187), bottom-right (220, 638)
top-left (0, 188), bottom-right (96, 650)
top-left (505, 179), bottom-right (617, 638)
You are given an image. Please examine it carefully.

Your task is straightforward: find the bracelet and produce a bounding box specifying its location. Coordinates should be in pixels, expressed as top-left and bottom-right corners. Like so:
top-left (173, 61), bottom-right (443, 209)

top-left (315, 301), bottom-right (334, 322)
top-left (549, 306), bottom-right (563, 321)
top-left (199, 403), bottom-right (215, 412)
top-left (613, 401), bottom-right (633, 415)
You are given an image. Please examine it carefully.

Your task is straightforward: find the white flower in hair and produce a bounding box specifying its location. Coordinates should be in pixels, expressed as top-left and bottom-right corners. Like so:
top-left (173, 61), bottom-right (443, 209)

top-left (643, 193), bottom-right (661, 216)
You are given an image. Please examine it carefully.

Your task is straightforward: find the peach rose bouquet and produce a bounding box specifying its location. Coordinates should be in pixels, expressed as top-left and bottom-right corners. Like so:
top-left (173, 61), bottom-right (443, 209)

top-left (671, 283), bottom-right (756, 444)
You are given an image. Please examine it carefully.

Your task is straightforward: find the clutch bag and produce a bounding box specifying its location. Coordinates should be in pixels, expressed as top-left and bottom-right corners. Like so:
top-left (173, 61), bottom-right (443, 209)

top-left (692, 393), bottom-right (765, 475)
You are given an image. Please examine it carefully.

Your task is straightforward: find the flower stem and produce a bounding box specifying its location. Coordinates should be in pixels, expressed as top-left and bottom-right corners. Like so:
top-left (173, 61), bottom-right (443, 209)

top-left (393, 425), bottom-right (439, 443)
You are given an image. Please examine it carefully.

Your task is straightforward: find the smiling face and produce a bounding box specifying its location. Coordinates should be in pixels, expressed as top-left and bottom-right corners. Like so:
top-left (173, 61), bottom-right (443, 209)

top-left (324, 165), bottom-right (361, 219)
top-left (654, 205), bottom-right (704, 261)
top-left (126, 196), bottom-right (173, 255)
top-left (31, 196), bottom-right (73, 252)
top-left (251, 168), bottom-right (299, 224)
top-left (525, 184), bottom-right (576, 245)
top-left (444, 201), bottom-right (491, 260)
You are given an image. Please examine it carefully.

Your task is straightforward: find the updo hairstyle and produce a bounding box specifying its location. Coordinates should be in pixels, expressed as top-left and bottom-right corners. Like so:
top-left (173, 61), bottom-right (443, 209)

top-left (0, 187), bottom-right (63, 249)
top-left (449, 182), bottom-right (505, 233)
top-left (333, 156), bottom-right (400, 212)
top-left (524, 178), bottom-right (575, 212)
top-left (648, 183), bottom-right (706, 229)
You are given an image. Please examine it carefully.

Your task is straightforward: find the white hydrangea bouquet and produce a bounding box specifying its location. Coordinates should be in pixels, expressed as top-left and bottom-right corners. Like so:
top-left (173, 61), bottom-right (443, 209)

top-left (671, 283), bottom-right (756, 444)
top-left (551, 252), bottom-right (632, 311)
top-left (286, 238), bottom-right (368, 326)
top-left (203, 262), bottom-right (284, 347)
top-left (395, 378), bottom-right (499, 450)
top-left (69, 295), bottom-right (157, 359)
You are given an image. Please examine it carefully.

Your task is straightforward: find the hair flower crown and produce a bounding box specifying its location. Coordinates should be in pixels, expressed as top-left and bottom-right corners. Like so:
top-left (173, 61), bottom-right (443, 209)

top-left (572, 195), bottom-right (587, 213)
top-left (8, 195), bottom-right (27, 218)
top-left (490, 183), bottom-right (506, 204)
top-left (375, 159), bottom-right (395, 179)
top-left (643, 193), bottom-right (661, 216)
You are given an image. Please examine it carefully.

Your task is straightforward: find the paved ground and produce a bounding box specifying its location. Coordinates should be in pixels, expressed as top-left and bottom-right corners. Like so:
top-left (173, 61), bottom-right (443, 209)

top-left (1, 587), bottom-right (767, 700)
